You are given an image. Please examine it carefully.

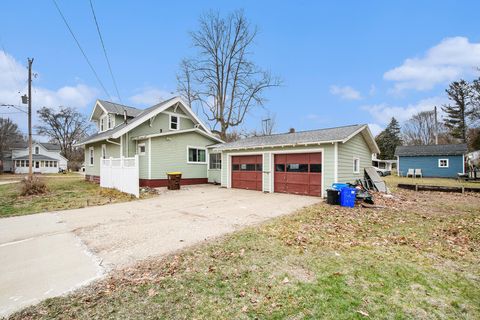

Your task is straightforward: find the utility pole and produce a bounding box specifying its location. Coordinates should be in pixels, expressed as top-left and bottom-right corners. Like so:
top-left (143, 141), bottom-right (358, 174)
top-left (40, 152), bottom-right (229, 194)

top-left (434, 106), bottom-right (438, 145)
top-left (27, 58), bottom-right (34, 179)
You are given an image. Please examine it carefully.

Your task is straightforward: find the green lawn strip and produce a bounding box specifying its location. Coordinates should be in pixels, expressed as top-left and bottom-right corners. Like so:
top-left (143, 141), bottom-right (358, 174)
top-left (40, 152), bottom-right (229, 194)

top-left (10, 199), bottom-right (480, 319)
top-left (0, 177), bottom-right (144, 218)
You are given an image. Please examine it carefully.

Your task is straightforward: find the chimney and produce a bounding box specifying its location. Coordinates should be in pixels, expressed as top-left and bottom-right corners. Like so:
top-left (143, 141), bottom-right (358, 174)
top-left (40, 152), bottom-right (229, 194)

top-left (289, 128), bottom-right (295, 134)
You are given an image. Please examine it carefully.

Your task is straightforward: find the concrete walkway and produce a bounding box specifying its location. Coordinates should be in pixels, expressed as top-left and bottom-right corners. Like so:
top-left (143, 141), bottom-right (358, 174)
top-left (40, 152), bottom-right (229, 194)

top-left (0, 180), bottom-right (20, 185)
top-left (0, 185), bottom-right (319, 316)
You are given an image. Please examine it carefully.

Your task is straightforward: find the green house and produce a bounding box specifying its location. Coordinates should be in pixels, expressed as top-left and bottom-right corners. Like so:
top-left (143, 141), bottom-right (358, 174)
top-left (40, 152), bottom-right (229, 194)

top-left (79, 97), bottom-right (380, 197)
top-left (77, 97), bottom-right (223, 187)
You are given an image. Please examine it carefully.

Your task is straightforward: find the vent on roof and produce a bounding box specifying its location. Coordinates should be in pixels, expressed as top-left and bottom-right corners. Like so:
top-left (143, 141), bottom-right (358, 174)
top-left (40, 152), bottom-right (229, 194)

top-left (289, 128), bottom-right (295, 133)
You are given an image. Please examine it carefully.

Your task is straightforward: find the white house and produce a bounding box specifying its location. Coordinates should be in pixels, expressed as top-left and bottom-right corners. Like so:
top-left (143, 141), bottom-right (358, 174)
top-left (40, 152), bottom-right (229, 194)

top-left (2, 142), bottom-right (68, 174)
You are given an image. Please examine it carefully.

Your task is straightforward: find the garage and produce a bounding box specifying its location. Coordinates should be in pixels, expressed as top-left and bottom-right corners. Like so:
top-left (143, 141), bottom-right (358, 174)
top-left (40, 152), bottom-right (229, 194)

top-left (274, 153), bottom-right (322, 196)
top-left (231, 155), bottom-right (263, 191)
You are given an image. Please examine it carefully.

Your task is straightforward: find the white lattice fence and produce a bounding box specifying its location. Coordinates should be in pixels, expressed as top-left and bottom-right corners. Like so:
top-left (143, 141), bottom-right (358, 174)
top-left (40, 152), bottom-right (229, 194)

top-left (100, 155), bottom-right (139, 198)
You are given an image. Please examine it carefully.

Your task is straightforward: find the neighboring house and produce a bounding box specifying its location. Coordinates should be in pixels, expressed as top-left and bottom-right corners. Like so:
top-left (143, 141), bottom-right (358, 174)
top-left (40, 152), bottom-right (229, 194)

top-left (76, 97), bottom-right (223, 187)
top-left (395, 144), bottom-right (468, 178)
top-left (372, 154), bottom-right (397, 171)
top-left (2, 142), bottom-right (68, 174)
top-left (208, 124), bottom-right (380, 197)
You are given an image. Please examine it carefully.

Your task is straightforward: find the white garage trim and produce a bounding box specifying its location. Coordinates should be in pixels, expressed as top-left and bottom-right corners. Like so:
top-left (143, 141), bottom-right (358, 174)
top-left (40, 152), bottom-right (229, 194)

top-left (334, 142), bottom-right (338, 183)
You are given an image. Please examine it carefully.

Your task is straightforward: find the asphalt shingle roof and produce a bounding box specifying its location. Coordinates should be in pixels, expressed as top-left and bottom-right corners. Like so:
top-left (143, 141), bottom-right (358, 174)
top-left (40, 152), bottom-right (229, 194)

top-left (212, 124), bottom-right (366, 150)
top-left (395, 144), bottom-right (468, 157)
top-left (14, 154), bottom-right (58, 161)
top-left (10, 142), bottom-right (61, 151)
top-left (98, 100), bottom-right (143, 117)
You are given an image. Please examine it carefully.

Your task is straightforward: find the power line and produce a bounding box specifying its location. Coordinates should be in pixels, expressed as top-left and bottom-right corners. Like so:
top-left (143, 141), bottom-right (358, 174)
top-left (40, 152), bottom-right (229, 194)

top-left (89, 0), bottom-right (122, 102)
top-left (1, 104), bottom-right (28, 114)
top-left (51, 0), bottom-right (111, 98)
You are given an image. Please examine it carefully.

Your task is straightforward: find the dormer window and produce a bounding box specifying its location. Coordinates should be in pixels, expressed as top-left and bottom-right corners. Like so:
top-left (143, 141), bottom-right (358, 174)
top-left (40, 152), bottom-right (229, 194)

top-left (100, 117), bottom-right (105, 131)
top-left (35, 146), bottom-right (39, 154)
top-left (170, 115), bottom-right (179, 130)
top-left (107, 114), bottom-right (114, 129)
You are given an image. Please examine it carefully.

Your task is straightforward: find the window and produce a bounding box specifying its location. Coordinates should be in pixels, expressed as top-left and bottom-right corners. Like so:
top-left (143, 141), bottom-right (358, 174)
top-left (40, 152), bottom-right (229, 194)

top-left (232, 164), bottom-right (240, 171)
top-left (188, 147), bottom-right (206, 163)
top-left (353, 158), bottom-right (360, 173)
top-left (310, 164), bottom-right (322, 173)
top-left (170, 115), bottom-right (179, 130)
top-left (35, 146), bottom-right (39, 154)
top-left (101, 144), bottom-right (107, 159)
top-left (287, 163), bottom-right (308, 172)
top-left (107, 114), bottom-right (114, 129)
top-left (209, 153), bottom-right (221, 169)
top-left (100, 117), bottom-right (105, 132)
top-left (438, 159), bottom-right (449, 168)
top-left (89, 147), bottom-right (94, 166)
top-left (54, 161), bottom-right (57, 167)
top-left (256, 163), bottom-right (263, 171)
top-left (275, 164), bottom-right (286, 172)
top-left (21, 160), bottom-right (25, 167)
top-left (138, 143), bottom-right (146, 155)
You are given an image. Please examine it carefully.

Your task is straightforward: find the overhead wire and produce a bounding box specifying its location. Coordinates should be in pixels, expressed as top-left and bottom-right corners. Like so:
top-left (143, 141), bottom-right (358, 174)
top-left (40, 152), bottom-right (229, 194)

top-left (89, 0), bottom-right (122, 102)
top-left (51, 0), bottom-right (111, 98)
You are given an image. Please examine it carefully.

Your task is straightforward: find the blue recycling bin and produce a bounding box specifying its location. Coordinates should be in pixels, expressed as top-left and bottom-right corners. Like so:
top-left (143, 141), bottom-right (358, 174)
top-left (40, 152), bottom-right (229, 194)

top-left (340, 187), bottom-right (357, 208)
top-left (332, 183), bottom-right (349, 191)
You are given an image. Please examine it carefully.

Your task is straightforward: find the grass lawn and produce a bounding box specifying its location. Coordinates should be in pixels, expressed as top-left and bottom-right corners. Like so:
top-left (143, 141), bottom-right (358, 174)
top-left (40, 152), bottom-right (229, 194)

top-left (9, 189), bottom-right (480, 319)
top-left (384, 175), bottom-right (480, 191)
top-left (0, 176), bottom-right (152, 218)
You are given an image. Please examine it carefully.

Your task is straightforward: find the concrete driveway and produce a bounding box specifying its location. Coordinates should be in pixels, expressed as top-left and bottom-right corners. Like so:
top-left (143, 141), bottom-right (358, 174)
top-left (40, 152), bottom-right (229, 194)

top-left (0, 185), bottom-right (319, 316)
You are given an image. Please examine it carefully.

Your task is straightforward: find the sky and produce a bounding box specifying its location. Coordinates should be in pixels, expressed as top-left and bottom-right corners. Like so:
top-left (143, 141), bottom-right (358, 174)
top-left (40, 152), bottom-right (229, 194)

top-left (1, 0), bottom-right (480, 140)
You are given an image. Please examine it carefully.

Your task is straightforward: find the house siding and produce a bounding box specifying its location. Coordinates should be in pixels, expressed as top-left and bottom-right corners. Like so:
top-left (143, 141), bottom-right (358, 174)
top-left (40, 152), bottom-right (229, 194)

top-left (398, 155), bottom-right (464, 177)
top-left (337, 133), bottom-right (372, 183)
top-left (84, 141), bottom-right (120, 177)
top-left (208, 169), bottom-right (221, 184)
top-left (149, 132), bottom-right (214, 180)
top-left (10, 143), bottom-right (68, 174)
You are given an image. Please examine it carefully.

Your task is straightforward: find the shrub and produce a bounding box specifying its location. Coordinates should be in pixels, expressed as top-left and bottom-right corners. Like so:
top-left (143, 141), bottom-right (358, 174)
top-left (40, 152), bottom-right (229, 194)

top-left (20, 176), bottom-right (48, 196)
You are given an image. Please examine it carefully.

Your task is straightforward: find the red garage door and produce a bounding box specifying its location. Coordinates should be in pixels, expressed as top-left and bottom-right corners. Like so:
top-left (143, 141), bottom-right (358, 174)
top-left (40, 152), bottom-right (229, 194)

top-left (274, 153), bottom-right (322, 196)
top-left (231, 155), bottom-right (263, 191)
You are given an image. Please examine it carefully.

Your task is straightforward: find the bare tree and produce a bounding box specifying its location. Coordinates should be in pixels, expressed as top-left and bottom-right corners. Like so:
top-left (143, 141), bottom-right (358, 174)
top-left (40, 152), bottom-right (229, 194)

top-left (177, 10), bottom-right (281, 140)
top-left (0, 118), bottom-right (25, 173)
top-left (403, 110), bottom-right (456, 145)
top-left (35, 107), bottom-right (92, 169)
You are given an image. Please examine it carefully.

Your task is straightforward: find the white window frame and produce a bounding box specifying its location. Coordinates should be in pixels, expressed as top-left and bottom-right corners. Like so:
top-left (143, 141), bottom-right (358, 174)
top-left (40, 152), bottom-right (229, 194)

top-left (101, 144), bottom-right (107, 159)
top-left (89, 147), bottom-right (94, 166)
top-left (138, 142), bottom-right (146, 156)
top-left (353, 157), bottom-right (360, 174)
top-left (438, 158), bottom-right (449, 168)
top-left (209, 153), bottom-right (222, 170)
top-left (100, 117), bottom-right (105, 132)
top-left (187, 146), bottom-right (207, 164)
top-left (169, 114), bottom-right (179, 130)
top-left (108, 114), bottom-right (114, 129)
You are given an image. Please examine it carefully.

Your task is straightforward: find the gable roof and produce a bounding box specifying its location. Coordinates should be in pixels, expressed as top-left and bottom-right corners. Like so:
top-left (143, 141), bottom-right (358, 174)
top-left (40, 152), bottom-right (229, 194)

top-left (395, 144), bottom-right (468, 157)
top-left (211, 124), bottom-right (380, 153)
top-left (97, 100), bottom-right (143, 117)
top-left (77, 96), bottom-right (219, 146)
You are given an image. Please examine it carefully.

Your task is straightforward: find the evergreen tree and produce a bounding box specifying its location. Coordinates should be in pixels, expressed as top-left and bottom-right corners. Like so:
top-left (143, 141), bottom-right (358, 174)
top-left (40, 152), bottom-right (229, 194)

top-left (375, 117), bottom-right (402, 159)
top-left (442, 80), bottom-right (472, 142)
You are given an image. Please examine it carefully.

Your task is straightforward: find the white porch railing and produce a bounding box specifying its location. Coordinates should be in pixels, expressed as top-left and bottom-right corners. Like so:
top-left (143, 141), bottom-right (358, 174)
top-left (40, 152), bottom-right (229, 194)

top-left (100, 155), bottom-right (139, 198)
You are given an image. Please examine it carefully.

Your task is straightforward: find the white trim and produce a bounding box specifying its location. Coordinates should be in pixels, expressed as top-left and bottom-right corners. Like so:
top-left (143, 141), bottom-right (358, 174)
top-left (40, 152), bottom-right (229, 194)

top-left (334, 142), bottom-right (338, 183)
top-left (89, 100), bottom-right (109, 122)
top-left (462, 154), bottom-right (465, 174)
top-left (138, 142), bottom-right (146, 156)
top-left (438, 158), bottom-right (449, 168)
top-left (148, 138), bottom-right (152, 179)
top-left (187, 145), bottom-right (207, 164)
top-left (88, 146), bottom-right (94, 166)
top-left (208, 152), bottom-right (222, 170)
top-left (131, 128), bottom-right (224, 143)
top-left (106, 139), bottom-right (120, 146)
top-left (169, 114), bottom-right (180, 131)
top-left (353, 157), bottom-right (360, 173)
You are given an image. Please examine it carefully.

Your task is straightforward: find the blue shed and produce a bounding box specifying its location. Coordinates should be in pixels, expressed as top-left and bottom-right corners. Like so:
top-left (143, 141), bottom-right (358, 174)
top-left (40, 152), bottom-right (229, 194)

top-left (395, 144), bottom-right (467, 178)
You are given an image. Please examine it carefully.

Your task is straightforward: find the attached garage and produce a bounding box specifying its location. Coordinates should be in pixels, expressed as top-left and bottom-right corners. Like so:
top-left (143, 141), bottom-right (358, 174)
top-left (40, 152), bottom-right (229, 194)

top-left (209, 124), bottom-right (380, 198)
top-left (231, 155), bottom-right (263, 191)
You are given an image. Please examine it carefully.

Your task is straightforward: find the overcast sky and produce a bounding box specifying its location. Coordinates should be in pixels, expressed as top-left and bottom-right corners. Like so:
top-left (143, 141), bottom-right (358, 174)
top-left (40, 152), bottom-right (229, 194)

top-left (1, 0), bottom-right (480, 139)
